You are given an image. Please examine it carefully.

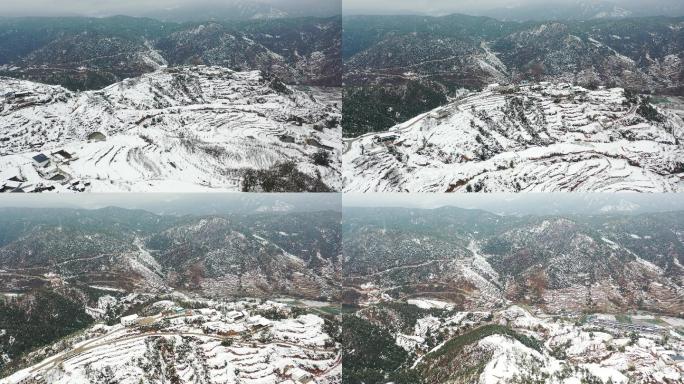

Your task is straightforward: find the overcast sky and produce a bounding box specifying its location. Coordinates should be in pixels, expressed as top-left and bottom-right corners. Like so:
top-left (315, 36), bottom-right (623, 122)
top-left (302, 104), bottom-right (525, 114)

top-left (0, 0), bottom-right (339, 18)
top-left (2, 0), bottom-right (679, 18)
top-left (343, 193), bottom-right (684, 215)
top-left (345, 0), bottom-right (516, 14)
top-left (343, 0), bottom-right (684, 16)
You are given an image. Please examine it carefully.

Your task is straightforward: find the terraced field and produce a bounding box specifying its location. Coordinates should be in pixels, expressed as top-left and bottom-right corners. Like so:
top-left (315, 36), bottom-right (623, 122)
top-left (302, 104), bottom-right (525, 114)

top-left (2, 300), bottom-right (341, 384)
top-left (343, 83), bottom-right (684, 192)
top-left (0, 66), bottom-right (341, 192)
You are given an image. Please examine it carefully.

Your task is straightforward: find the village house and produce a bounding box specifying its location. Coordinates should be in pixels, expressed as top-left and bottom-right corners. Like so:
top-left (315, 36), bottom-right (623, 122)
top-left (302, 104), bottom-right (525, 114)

top-left (278, 365), bottom-right (314, 384)
top-left (429, 107), bottom-right (449, 119)
top-left (31, 153), bottom-right (62, 179)
top-left (225, 310), bottom-right (246, 323)
top-left (120, 314), bottom-right (140, 327)
top-left (373, 134), bottom-right (398, 144)
top-left (51, 149), bottom-right (76, 163)
top-left (87, 131), bottom-right (107, 142)
top-left (32, 153), bottom-right (50, 168)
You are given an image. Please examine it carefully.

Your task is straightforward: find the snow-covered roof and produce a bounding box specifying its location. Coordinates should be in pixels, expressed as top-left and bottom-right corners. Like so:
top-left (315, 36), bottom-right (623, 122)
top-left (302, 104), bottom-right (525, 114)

top-left (121, 314), bottom-right (139, 322)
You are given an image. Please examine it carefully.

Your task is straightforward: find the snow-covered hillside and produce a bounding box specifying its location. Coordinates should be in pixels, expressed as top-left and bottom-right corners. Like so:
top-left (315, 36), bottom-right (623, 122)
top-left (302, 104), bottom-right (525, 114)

top-left (1, 299), bottom-right (341, 384)
top-left (0, 66), bottom-right (341, 192)
top-left (344, 83), bottom-right (684, 192)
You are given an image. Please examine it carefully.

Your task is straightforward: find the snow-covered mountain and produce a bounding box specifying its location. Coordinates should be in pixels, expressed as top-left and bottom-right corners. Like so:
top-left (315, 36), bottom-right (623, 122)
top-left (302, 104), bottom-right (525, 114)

top-left (345, 303), bottom-right (683, 384)
top-left (0, 66), bottom-right (341, 192)
top-left (0, 16), bottom-right (342, 89)
top-left (343, 205), bottom-right (684, 383)
top-left (0, 207), bottom-right (341, 299)
top-left (343, 83), bottom-right (684, 192)
top-left (143, 1), bottom-right (290, 22)
top-left (0, 206), bottom-right (341, 378)
top-left (599, 199), bottom-right (641, 212)
top-left (343, 206), bottom-right (684, 316)
top-left (342, 14), bottom-right (684, 136)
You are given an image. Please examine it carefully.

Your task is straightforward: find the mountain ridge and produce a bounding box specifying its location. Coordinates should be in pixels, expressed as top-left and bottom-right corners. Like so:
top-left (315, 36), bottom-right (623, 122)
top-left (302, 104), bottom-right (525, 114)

top-left (343, 205), bottom-right (684, 316)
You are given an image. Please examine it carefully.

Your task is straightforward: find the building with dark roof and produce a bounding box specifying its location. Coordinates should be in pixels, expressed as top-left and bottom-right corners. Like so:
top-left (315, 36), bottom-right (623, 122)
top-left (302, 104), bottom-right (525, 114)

top-left (32, 154), bottom-right (50, 166)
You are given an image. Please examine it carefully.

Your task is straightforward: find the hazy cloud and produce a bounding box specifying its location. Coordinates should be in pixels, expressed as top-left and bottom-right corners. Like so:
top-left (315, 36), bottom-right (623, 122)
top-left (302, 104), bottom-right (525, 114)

top-left (0, 0), bottom-right (340, 18)
top-left (0, 193), bottom-right (341, 215)
top-left (343, 193), bottom-right (684, 215)
top-left (344, 0), bottom-right (519, 15)
top-left (343, 0), bottom-right (684, 17)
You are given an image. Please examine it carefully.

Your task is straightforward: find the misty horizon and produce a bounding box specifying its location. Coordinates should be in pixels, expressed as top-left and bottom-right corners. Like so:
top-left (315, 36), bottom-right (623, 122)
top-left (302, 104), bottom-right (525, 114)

top-left (0, 0), bottom-right (341, 20)
top-left (2, 0), bottom-right (683, 21)
top-left (0, 193), bottom-right (342, 214)
top-left (342, 193), bottom-right (684, 215)
top-left (343, 0), bottom-right (684, 19)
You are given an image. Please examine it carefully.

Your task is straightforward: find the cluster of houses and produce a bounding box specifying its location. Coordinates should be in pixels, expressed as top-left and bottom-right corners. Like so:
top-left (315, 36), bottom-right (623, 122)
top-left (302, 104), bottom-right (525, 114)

top-left (161, 306), bottom-right (191, 317)
top-left (201, 310), bottom-right (269, 336)
top-left (31, 149), bottom-right (77, 180)
top-left (0, 149), bottom-right (91, 193)
top-left (586, 316), bottom-right (665, 335)
top-left (0, 175), bottom-right (39, 193)
top-left (0, 173), bottom-right (62, 193)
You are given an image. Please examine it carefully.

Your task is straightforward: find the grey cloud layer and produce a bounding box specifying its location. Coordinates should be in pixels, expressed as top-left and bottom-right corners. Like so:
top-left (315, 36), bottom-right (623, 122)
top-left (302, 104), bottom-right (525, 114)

top-left (0, 0), bottom-right (339, 17)
top-left (343, 0), bottom-right (683, 15)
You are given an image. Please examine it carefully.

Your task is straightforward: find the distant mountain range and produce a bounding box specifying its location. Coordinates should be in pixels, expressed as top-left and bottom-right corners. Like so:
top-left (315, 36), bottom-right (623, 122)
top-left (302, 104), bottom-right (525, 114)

top-left (0, 206), bottom-right (340, 299)
top-left (475, 0), bottom-right (684, 22)
top-left (139, 0), bottom-right (341, 22)
top-left (345, 0), bottom-right (684, 21)
top-left (343, 206), bottom-right (684, 316)
top-left (1, 0), bottom-right (341, 22)
top-left (0, 15), bottom-right (341, 90)
top-left (477, 0), bottom-right (634, 22)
